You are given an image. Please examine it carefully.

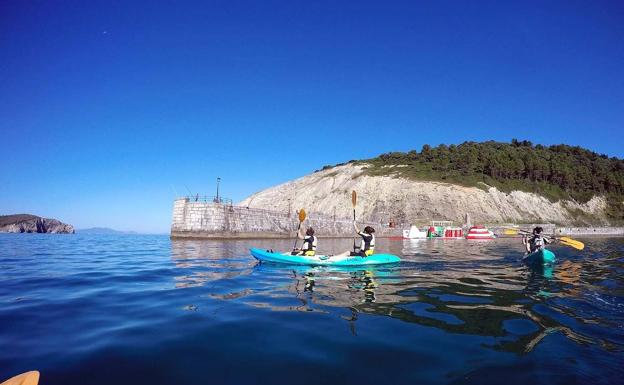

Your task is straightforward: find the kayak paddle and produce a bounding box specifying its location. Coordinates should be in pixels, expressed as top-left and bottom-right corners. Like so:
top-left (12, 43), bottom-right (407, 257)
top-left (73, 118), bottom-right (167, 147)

top-left (352, 190), bottom-right (357, 251)
top-left (292, 208), bottom-right (306, 252)
top-left (1, 371), bottom-right (40, 385)
top-left (557, 236), bottom-right (585, 250)
top-left (505, 228), bottom-right (585, 250)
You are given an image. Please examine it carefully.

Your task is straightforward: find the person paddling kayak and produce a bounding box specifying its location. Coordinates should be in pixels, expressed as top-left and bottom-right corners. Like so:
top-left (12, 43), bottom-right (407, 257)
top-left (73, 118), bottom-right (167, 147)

top-left (292, 227), bottom-right (317, 256)
top-left (332, 223), bottom-right (376, 259)
top-left (523, 226), bottom-right (553, 253)
top-left (353, 222), bottom-right (375, 258)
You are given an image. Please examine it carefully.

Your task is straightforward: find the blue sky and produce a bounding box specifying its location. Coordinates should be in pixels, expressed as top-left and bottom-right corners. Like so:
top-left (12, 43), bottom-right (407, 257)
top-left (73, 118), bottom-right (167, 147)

top-left (1, 1), bottom-right (623, 233)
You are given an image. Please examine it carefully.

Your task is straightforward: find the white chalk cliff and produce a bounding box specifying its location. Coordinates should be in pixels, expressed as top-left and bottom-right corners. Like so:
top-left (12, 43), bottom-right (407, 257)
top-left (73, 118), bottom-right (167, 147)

top-left (239, 164), bottom-right (608, 225)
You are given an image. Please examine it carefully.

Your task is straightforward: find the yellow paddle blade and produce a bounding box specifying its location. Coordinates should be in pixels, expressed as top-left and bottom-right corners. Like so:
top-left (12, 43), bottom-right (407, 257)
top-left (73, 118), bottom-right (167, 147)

top-left (351, 190), bottom-right (357, 207)
top-left (504, 227), bottom-right (528, 234)
top-left (559, 237), bottom-right (585, 250)
top-left (298, 209), bottom-right (306, 222)
top-left (1, 371), bottom-right (40, 385)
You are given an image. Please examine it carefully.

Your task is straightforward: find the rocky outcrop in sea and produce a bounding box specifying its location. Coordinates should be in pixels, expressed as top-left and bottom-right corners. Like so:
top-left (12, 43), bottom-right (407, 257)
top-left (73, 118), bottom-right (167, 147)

top-left (0, 214), bottom-right (75, 234)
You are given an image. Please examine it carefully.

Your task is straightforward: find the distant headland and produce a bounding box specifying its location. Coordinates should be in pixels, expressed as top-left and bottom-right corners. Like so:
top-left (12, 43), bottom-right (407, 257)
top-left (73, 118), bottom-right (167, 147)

top-left (0, 214), bottom-right (74, 234)
top-left (77, 227), bottom-right (138, 235)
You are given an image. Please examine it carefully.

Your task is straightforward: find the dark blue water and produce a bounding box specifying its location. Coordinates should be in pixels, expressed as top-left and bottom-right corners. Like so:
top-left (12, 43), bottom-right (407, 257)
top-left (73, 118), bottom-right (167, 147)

top-left (1, 234), bottom-right (622, 385)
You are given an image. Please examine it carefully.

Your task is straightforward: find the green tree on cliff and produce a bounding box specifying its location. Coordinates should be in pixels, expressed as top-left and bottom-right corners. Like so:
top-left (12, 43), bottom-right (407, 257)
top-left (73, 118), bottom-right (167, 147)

top-left (361, 140), bottom-right (624, 221)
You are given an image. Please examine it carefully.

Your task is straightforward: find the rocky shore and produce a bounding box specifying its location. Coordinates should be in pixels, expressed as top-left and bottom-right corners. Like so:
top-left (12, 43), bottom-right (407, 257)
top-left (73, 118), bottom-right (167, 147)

top-left (0, 214), bottom-right (74, 234)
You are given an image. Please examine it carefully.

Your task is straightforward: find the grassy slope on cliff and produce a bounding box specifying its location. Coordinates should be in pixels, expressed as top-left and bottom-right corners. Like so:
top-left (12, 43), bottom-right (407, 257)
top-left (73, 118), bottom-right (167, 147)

top-left (0, 214), bottom-right (39, 226)
top-left (320, 140), bottom-right (624, 221)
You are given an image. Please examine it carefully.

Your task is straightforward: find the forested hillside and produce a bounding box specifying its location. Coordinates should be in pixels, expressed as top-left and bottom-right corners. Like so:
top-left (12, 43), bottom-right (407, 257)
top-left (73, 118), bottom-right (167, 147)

top-left (345, 140), bottom-right (624, 220)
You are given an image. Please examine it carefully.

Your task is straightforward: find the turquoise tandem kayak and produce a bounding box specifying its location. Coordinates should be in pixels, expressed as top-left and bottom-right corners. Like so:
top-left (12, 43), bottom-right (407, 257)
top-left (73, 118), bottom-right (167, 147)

top-left (523, 248), bottom-right (556, 266)
top-left (250, 248), bottom-right (401, 266)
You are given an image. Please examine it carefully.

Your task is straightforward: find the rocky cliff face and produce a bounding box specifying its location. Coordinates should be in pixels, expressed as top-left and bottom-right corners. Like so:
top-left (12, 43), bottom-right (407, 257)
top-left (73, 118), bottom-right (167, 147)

top-left (239, 164), bottom-right (609, 225)
top-left (0, 214), bottom-right (75, 234)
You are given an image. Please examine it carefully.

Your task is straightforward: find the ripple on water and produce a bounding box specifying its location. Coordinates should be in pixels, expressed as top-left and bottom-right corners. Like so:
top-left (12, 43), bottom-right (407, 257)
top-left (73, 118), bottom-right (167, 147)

top-left (0, 234), bottom-right (622, 384)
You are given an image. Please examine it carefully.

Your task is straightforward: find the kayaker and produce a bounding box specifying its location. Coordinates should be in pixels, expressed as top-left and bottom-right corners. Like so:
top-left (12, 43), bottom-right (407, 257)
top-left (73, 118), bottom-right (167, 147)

top-left (293, 227), bottom-right (317, 256)
top-left (353, 222), bottom-right (375, 257)
top-left (523, 226), bottom-right (553, 253)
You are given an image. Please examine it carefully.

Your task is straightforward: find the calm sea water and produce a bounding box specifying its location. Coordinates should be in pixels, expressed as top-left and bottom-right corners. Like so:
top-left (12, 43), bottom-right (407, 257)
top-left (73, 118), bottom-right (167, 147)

top-left (0, 234), bottom-right (622, 385)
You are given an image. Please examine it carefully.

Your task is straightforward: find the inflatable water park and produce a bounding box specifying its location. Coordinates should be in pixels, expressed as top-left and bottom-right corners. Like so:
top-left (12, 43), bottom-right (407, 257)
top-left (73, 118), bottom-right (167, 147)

top-left (402, 221), bottom-right (495, 240)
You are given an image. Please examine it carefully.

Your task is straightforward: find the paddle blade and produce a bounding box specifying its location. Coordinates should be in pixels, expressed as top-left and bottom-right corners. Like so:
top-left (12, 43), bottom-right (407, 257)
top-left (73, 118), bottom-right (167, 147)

top-left (559, 237), bottom-right (585, 250)
top-left (298, 209), bottom-right (306, 222)
top-left (1, 371), bottom-right (40, 385)
top-left (351, 191), bottom-right (357, 207)
top-left (503, 229), bottom-right (518, 235)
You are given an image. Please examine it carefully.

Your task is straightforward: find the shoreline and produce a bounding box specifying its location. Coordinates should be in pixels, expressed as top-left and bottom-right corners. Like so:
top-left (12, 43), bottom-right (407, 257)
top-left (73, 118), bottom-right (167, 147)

top-left (170, 198), bottom-right (624, 240)
top-left (170, 228), bottom-right (624, 240)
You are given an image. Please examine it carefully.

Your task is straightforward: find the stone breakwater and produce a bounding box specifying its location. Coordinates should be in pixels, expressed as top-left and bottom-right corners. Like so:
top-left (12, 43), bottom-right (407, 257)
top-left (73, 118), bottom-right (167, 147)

top-left (555, 227), bottom-right (624, 236)
top-left (169, 198), bottom-right (623, 239)
top-left (170, 198), bottom-right (402, 239)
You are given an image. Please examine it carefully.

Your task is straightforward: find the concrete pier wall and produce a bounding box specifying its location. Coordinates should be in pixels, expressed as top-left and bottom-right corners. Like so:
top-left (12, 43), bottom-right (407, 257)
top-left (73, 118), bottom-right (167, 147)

top-left (490, 224), bottom-right (624, 237)
top-left (555, 227), bottom-right (624, 236)
top-left (171, 198), bottom-right (623, 239)
top-left (170, 198), bottom-right (402, 239)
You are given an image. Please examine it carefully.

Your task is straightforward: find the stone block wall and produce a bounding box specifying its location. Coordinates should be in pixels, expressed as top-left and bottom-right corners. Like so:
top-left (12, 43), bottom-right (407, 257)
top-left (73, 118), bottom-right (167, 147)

top-left (170, 198), bottom-right (402, 239)
top-left (555, 227), bottom-right (624, 236)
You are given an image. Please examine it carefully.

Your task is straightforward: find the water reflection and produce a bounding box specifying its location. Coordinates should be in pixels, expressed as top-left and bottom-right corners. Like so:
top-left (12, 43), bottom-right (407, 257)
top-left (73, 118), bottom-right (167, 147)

top-left (170, 239), bottom-right (255, 288)
top-left (169, 237), bottom-right (624, 355)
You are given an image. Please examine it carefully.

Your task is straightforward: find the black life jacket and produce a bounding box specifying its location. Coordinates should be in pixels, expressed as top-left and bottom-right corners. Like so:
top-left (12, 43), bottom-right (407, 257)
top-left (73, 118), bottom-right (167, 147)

top-left (530, 235), bottom-right (545, 251)
top-left (302, 235), bottom-right (317, 251)
top-left (358, 232), bottom-right (375, 251)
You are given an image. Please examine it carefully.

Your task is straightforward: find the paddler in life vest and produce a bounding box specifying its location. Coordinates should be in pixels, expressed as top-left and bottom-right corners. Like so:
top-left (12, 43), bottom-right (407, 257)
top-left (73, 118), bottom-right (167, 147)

top-left (293, 227), bottom-right (317, 256)
top-left (523, 226), bottom-right (553, 253)
top-left (353, 222), bottom-right (375, 258)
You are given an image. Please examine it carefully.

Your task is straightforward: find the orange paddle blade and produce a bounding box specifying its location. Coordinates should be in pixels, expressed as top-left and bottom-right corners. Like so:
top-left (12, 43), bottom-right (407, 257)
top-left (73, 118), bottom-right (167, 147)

top-left (1, 371), bottom-right (40, 385)
top-left (351, 191), bottom-right (357, 207)
top-left (298, 209), bottom-right (306, 222)
top-left (559, 236), bottom-right (584, 250)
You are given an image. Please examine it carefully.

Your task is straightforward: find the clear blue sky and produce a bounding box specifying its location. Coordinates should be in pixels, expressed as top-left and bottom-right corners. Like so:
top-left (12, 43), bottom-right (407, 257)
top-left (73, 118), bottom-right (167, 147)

top-left (1, 1), bottom-right (623, 233)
